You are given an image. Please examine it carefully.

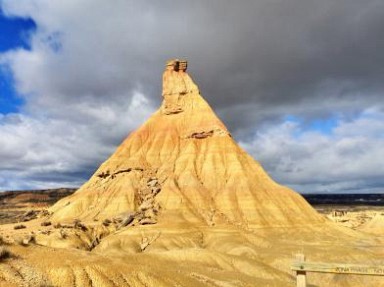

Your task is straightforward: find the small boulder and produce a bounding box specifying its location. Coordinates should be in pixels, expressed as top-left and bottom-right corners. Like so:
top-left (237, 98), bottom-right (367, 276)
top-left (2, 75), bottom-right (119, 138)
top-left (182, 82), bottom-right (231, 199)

top-left (139, 218), bottom-right (157, 225)
top-left (119, 213), bottom-right (135, 228)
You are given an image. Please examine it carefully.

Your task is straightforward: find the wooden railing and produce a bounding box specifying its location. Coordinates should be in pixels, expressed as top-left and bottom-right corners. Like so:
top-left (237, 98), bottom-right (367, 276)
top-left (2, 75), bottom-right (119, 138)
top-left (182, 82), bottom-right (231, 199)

top-left (291, 254), bottom-right (384, 287)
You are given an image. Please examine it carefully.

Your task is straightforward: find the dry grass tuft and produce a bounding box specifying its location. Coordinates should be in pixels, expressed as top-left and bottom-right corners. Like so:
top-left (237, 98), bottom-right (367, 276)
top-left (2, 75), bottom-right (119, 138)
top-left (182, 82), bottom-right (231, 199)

top-left (102, 218), bottom-right (112, 226)
top-left (0, 246), bottom-right (12, 261)
top-left (14, 224), bottom-right (26, 230)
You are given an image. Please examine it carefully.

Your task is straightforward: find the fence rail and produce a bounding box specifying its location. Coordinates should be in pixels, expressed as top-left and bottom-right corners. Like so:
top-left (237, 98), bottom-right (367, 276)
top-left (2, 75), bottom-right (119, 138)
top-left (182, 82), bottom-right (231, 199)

top-left (291, 254), bottom-right (384, 287)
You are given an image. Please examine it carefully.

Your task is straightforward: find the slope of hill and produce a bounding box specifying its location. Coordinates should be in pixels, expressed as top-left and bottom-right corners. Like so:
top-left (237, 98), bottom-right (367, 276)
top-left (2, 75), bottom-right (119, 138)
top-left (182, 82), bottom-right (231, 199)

top-left (50, 59), bottom-right (323, 228)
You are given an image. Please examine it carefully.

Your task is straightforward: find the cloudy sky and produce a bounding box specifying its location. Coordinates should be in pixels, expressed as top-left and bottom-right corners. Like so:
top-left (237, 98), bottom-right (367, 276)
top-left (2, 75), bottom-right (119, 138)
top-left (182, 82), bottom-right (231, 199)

top-left (0, 0), bottom-right (383, 193)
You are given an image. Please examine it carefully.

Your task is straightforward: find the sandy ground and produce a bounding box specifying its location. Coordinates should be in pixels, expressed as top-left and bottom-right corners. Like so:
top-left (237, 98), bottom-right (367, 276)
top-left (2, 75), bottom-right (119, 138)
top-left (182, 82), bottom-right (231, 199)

top-left (317, 205), bottom-right (384, 230)
top-left (0, 207), bottom-right (383, 287)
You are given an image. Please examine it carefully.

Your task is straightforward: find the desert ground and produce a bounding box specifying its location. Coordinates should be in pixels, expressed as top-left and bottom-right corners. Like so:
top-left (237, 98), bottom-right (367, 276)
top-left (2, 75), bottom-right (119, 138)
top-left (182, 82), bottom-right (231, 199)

top-left (0, 193), bottom-right (383, 287)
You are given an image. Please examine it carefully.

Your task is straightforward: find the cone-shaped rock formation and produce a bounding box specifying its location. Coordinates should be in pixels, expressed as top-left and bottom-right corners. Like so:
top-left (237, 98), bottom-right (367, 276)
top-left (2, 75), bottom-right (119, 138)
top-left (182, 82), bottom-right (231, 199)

top-left (51, 59), bottom-right (323, 228)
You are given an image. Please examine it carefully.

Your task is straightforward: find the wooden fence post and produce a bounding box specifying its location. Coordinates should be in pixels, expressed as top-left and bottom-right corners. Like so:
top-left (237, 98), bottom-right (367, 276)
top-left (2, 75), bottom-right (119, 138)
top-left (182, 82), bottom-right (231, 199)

top-left (295, 253), bottom-right (307, 287)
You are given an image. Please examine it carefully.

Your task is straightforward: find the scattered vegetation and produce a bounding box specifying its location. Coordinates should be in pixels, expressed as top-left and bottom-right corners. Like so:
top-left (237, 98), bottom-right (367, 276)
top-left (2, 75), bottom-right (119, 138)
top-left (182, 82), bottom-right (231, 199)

top-left (0, 246), bottom-right (12, 261)
top-left (53, 223), bottom-right (61, 228)
top-left (102, 218), bottom-right (112, 226)
top-left (14, 224), bottom-right (26, 230)
top-left (0, 235), bottom-right (6, 245)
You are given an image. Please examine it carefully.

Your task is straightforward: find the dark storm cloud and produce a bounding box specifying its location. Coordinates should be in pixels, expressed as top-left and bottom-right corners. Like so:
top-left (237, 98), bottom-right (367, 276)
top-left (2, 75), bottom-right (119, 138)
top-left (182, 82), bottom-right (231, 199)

top-left (5, 1), bottom-right (384, 121)
top-left (179, 0), bottom-right (384, 133)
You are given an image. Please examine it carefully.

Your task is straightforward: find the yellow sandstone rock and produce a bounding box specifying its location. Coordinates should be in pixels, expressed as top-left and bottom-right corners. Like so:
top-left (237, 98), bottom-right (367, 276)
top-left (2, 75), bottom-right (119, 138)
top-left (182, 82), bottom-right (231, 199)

top-left (50, 59), bottom-right (324, 228)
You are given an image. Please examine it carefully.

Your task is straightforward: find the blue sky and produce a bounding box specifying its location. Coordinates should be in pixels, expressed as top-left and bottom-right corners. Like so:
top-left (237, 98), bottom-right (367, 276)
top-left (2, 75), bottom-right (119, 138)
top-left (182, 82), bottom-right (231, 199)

top-left (0, 10), bottom-right (35, 114)
top-left (0, 1), bottom-right (383, 194)
top-left (282, 115), bottom-right (340, 140)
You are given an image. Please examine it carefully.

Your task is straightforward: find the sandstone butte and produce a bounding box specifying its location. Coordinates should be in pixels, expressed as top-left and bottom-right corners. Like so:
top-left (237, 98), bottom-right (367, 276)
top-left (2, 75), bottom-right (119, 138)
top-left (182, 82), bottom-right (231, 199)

top-left (50, 59), bottom-right (324, 227)
top-left (0, 60), bottom-right (383, 287)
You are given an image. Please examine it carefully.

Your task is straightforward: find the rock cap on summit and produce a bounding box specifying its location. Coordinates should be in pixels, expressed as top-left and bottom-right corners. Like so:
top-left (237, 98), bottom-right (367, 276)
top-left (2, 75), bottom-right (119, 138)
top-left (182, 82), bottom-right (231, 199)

top-left (162, 58), bottom-right (198, 98)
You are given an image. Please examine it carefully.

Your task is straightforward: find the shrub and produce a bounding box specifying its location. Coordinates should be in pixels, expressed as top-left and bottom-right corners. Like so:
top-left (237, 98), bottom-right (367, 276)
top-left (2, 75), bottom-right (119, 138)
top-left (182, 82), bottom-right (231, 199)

top-left (53, 223), bottom-right (61, 228)
top-left (0, 246), bottom-right (12, 260)
top-left (102, 219), bottom-right (112, 226)
top-left (13, 224), bottom-right (26, 230)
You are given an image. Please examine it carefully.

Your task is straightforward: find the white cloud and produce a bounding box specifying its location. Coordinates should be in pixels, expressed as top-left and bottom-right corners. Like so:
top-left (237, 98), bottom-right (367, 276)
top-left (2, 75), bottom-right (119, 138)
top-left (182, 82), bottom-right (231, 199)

top-left (0, 1), bottom-right (157, 189)
top-left (240, 109), bottom-right (384, 193)
top-left (0, 92), bottom-right (152, 190)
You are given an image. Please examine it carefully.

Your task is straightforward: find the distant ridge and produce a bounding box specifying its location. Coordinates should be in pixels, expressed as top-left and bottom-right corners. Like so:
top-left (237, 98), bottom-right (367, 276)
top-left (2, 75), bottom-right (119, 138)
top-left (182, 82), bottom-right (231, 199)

top-left (303, 193), bottom-right (384, 206)
top-left (0, 188), bottom-right (76, 206)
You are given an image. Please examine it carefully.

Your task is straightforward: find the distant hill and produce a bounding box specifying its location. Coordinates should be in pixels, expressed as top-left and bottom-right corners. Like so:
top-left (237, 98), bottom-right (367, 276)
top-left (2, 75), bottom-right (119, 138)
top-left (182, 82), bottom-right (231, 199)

top-left (1, 189), bottom-right (382, 208)
top-left (302, 193), bottom-right (384, 206)
top-left (0, 188), bottom-right (77, 209)
top-left (0, 188), bottom-right (77, 224)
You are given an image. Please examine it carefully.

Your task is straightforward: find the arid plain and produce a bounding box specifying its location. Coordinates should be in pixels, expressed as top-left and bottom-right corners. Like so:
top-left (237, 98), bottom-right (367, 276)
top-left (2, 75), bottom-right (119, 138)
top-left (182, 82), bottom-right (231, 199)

top-left (0, 60), bottom-right (383, 287)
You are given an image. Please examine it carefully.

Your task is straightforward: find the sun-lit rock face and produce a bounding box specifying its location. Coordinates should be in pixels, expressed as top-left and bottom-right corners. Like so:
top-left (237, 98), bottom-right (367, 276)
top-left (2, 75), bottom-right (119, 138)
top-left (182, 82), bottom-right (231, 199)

top-left (50, 59), bottom-right (324, 227)
top-left (162, 59), bottom-right (199, 114)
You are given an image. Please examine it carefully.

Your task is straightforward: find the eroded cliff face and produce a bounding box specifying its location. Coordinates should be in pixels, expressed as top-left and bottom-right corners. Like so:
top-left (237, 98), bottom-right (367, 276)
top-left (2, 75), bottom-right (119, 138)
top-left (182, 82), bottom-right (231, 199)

top-left (50, 59), bottom-right (323, 228)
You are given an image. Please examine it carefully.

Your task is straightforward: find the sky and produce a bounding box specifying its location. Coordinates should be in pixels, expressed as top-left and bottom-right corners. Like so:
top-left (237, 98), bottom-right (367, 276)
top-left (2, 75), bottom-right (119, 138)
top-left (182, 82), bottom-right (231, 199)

top-left (0, 0), bottom-right (383, 194)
